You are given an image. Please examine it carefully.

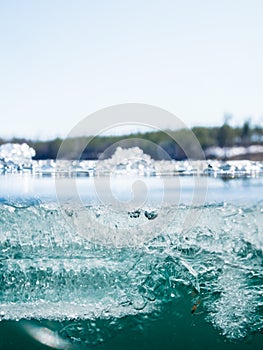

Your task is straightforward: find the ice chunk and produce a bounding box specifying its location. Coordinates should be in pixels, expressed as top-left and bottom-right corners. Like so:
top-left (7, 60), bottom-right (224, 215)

top-left (96, 147), bottom-right (156, 175)
top-left (0, 143), bottom-right (35, 173)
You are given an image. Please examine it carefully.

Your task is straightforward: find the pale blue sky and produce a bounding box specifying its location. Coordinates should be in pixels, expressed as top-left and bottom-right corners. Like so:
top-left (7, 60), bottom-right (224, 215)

top-left (0, 0), bottom-right (262, 139)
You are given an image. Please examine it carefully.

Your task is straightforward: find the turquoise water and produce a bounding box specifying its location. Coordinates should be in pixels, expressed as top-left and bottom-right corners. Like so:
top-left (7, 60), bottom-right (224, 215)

top-left (0, 175), bottom-right (263, 349)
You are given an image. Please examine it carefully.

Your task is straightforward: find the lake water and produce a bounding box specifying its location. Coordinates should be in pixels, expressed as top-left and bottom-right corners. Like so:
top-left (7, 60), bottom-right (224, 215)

top-left (0, 172), bottom-right (263, 350)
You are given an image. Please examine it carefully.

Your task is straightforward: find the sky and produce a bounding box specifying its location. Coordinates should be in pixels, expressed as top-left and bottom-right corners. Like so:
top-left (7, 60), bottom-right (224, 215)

top-left (0, 0), bottom-right (263, 140)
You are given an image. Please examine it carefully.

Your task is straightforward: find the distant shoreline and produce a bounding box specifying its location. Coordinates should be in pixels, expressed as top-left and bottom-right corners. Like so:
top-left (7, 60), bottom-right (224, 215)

top-left (1, 124), bottom-right (263, 161)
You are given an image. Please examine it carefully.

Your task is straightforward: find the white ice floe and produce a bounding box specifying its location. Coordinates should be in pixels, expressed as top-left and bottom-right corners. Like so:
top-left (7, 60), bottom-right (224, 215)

top-left (0, 143), bottom-right (36, 172)
top-left (0, 144), bottom-right (263, 177)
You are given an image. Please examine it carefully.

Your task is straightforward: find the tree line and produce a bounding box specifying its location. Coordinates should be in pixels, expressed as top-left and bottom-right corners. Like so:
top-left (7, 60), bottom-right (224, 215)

top-left (1, 121), bottom-right (262, 160)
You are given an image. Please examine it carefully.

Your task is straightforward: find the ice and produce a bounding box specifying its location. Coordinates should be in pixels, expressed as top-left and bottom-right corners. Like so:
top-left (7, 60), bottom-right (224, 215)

top-left (0, 201), bottom-right (263, 342)
top-left (204, 159), bottom-right (263, 177)
top-left (0, 143), bottom-right (35, 173)
top-left (205, 267), bottom-right (262, 340)
top-left (96, 147), bottom-right (156, 176)
top-left (205, 145), bottom-right (263, 159)
top-left (0, 143), bottom-right (262, 177)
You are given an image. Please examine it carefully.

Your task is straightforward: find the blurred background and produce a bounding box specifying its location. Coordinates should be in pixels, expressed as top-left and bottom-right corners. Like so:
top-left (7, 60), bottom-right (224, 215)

top-left (0, 0), bottom-right (262, 141)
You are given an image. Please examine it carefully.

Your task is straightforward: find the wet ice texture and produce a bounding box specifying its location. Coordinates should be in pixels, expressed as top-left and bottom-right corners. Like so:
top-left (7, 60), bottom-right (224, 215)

top-left (0, 201), bottom-right (263, 342)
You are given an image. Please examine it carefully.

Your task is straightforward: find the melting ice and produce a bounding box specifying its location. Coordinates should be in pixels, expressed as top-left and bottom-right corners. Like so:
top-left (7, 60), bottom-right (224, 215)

top-left (0, 201), bottom-right (262, 342)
